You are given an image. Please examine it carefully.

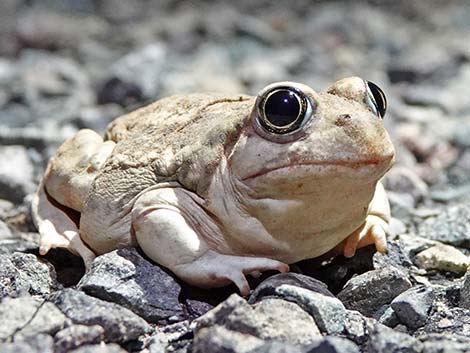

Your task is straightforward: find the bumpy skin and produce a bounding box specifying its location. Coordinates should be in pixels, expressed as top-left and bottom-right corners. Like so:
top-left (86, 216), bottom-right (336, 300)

top-left (32, 77), bottom-right (395, 295)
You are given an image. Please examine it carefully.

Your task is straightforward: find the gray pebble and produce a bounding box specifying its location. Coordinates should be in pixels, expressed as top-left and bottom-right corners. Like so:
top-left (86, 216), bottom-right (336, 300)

top-left (338, 267), bottom-right (412, 317)
top-left (0, 296), bottom-right (66, 341)
top-left (196, 293), bottom-right (320, 345)
top-left (0, 252), bottom-right (58, 299)
top-left (270, 284), bottom-right (347, 335)
top-left (78, 247), bottom-right (184, 323)
top-left (391, 286), bottom-right (435, 329)
top-left (50, 288), bottom-right (151, 343)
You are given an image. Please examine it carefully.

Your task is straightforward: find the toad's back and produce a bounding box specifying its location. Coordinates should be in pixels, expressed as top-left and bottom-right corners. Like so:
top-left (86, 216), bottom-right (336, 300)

top-left (79, 93), bottom-right (253, 253)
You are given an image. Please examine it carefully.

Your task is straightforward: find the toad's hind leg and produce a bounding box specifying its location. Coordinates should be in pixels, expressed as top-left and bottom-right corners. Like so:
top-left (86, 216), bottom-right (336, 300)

top-left (32, 129), bottom-right (115, 268)
top-left (31, 181), bottom-right (96, 269)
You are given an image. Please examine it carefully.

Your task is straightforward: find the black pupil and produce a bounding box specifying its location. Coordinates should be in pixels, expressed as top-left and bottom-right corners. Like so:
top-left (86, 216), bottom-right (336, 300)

top-left (264, 90), bottom-right (301, 127)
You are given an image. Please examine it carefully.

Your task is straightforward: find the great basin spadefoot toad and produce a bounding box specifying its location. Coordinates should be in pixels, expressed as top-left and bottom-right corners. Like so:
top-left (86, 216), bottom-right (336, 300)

top-left (32, 77), bottom-right (395, 295)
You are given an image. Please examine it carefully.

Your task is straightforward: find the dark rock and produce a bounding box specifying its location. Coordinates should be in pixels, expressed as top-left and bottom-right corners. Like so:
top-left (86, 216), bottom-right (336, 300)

top-left (192, 326), bottom-right (264, 353)
top-left (196, 294), bottom-right (320, 345)
top-left (417, 203), bottom-right (470, 248)
top-left (0, 296), bottom-right (66, 341)
top-left (367, 323), bottom-right (422, 353)
top-left (418, 307), bottom-right (470, 339)
top-left (68, 343), bottom-right (128, 353)
top-left (305, 337), bottom-right (360, 353)
top-left (0, 145), bottom-right (36, 203)
top-left (97, 77), bottom-right (143, 107)
top-left (0, 252), bottom-right (58, 299)
top-left (248, 273), bottom-right (334, 304)
top-left (0, 334), bottom-right (54, 353)
top-left (54, 325), bottom-right (104, 353)
top-left (78, 247), bottom-right (183, 323)
top-left (185, 299), bottom-right (214, 319)
top-left (50, 288), bottom-right (152, 343)
top-left (391, 286), bottom-right (435, 329)
top-left (337, 267), bottom-right (412, 317)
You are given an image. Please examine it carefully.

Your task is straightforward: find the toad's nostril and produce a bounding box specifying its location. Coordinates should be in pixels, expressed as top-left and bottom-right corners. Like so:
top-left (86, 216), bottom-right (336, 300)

top-left (335, 114), bottom-right (352, 127)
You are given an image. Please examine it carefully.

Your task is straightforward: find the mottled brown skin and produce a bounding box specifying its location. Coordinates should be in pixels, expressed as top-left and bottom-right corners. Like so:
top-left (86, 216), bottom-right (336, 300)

top-left (33, 77), bottom-right (395, 295)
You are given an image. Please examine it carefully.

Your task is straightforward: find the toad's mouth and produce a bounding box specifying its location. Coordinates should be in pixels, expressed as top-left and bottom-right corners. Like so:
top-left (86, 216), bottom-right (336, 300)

top-left (241, 158), bottom-right (392, 181)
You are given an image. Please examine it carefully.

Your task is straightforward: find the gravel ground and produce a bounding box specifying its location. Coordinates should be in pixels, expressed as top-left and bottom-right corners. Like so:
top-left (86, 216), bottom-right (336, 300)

top-left (1, 1), bottom-right (470, 352)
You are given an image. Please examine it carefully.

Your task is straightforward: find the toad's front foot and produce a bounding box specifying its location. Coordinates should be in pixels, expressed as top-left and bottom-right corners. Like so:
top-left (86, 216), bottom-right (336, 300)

top-left (174, 251), bottom-right (289, 296)
top-left (338, 214), bottom-right (389, 258)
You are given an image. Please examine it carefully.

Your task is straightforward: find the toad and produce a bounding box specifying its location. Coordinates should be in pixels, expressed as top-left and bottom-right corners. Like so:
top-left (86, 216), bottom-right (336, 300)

top-left (33, 77), bottom-right (395, 295)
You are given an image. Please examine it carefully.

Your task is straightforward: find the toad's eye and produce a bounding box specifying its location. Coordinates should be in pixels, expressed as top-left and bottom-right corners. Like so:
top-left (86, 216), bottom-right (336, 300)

top-left (258, 87), bottom-right (311, 134)
top-left (366, 81), bottom-right (387, 118)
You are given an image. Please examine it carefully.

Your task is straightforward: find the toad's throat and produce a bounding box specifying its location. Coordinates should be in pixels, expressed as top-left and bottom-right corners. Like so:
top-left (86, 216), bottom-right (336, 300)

top-left (242, 158), bottom-right (387, 181)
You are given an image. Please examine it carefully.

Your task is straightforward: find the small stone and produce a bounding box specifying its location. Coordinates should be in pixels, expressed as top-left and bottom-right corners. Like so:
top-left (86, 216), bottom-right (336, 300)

top-left (0, 252), bottom-right (58, 299)
top-left (305, 337), bottom-right (360, 353)
top-left (0, 145), bottom-right (36, 203)
top-left (50, 288), bottom-right (151, 343)
top-left (193, 326), bottom-right (264, 353)
top-left (0, 296), bottom-right (66, 341)
top-left (367, 323), bottom-right (422, 353)
top-left (344, 310), bottom-right (369, 345)
top-left (391, 286), bottom-right (435, 329)
top-left (68, 343), bottom-right (128, 353)
top-left (337, 267), bottom-right (412, 317)
top-left (54, 325), bottom-right (104, 353)
top-left (417, 203), bottom-right (470, 248)
top-left (78, 247), bottom-right (183, 323)
top-left (0, 334), bottom-right (54, 353)
top-left (415, 243), bottom-right (470, 274)
top-left (196, 294), bottom-right (320, 345)
top-left (248, 273), bottom-right (334, 304)
top-left (272, 284), bottom-right (347, 335)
